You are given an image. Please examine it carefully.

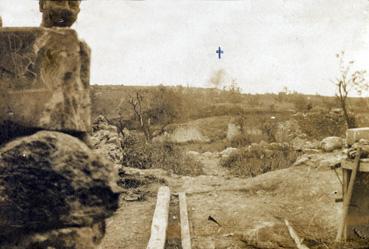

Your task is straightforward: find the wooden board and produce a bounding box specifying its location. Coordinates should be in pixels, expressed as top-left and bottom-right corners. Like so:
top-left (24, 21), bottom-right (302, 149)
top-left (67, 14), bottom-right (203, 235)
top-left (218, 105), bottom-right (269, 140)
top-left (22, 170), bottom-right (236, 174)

top-left (179, 192), bottom-right (192, 249)
top-left (147, 186), bottom-right (171, 249)
top-left (341, 158), bottom-right (369, 240)
top-left (342, 159), bottom-right (369, 172)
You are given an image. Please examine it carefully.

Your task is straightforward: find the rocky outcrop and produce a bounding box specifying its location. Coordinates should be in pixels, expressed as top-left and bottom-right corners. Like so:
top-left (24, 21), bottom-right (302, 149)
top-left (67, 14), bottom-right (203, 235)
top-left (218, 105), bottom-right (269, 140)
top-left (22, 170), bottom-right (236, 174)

top-left (0, 131), bottom-right (119, 248)
top-left (0, 28), bottom-right (91, 143)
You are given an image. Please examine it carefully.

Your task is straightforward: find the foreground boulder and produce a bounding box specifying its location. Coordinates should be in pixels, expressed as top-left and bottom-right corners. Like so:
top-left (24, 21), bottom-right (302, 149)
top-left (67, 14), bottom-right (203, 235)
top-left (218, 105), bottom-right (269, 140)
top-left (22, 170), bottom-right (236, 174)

top-left (4, 223), bottom-right (105, 249)
top-left (0, 131), bottom-right (119, 247)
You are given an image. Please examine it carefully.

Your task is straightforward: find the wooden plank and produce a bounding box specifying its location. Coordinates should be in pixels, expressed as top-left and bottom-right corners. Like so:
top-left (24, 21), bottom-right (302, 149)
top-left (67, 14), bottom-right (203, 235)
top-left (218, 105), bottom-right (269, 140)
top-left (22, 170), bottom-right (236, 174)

top-left (147, 186), bottom-right (171, 249)
top-left (342, 169), bottom-right (349, 241)
top-left (342, 159), bottom-right (369, 172)
top-left (284, 219), bottom-right (310, 249)
top-left (336, 150), bottom-right (361, 242)
top-left (179, 192), bottom-right (192, 249)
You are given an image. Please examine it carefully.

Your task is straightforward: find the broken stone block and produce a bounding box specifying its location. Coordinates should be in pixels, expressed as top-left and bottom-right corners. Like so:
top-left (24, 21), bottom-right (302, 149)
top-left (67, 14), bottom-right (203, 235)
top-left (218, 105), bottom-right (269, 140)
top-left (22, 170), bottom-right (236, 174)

top-left (346, 128), bottom-right (369, 146)
top-left (0, 131), bottom-right (119, 245)
top-left (0, 27), bottom-right (91, 143)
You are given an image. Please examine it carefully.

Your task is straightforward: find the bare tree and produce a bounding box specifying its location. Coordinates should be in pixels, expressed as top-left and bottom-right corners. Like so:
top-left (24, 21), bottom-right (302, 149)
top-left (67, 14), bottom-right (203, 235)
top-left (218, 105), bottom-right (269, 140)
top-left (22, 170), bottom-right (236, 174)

top-left (128, 92), bottom-right (152, 142)
top-left (333, 51), bottom-right (369, 128)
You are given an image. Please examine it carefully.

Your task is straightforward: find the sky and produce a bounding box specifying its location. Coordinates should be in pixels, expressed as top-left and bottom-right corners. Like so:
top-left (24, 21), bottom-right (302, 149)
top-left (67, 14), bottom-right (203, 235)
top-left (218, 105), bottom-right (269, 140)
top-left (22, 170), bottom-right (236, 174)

top-left (1, 0), bottom-right (369, 95)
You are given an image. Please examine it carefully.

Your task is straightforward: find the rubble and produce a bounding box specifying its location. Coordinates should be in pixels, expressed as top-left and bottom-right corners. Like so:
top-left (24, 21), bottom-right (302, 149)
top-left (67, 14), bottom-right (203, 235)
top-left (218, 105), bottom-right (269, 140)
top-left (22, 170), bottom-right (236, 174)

top-left (90, 115), bottom-right (124, 165)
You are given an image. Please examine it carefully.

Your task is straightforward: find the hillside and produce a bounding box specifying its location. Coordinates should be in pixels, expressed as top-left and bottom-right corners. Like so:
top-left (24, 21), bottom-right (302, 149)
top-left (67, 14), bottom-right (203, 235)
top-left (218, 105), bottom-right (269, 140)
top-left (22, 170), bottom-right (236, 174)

top-left (91, 85), bottom-right (369, 126)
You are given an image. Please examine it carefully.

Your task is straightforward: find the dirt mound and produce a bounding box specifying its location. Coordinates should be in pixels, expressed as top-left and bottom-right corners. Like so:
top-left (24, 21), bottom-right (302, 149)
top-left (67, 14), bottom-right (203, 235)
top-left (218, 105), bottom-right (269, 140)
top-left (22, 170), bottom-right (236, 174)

top-left (171, 164), bottom-right (340, 248)
top-left (154, 125), bottom-right (210, 144)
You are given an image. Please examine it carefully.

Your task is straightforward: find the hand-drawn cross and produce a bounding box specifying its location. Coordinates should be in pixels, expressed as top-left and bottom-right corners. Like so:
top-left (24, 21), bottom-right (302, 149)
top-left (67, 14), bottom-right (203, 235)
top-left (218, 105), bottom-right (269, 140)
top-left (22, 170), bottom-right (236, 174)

top-left (216, 46), bottom-right (224, 59)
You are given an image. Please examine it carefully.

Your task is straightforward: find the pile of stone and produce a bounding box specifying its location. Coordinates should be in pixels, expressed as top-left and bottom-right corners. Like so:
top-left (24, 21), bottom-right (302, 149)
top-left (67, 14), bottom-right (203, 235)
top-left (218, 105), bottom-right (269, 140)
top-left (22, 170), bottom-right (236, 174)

top-left (346, 128), bottom-right (369, 159)
top-left (90, 115), bottom-right (124, 165)
top-left (0, 4), bottom-right (120, 248)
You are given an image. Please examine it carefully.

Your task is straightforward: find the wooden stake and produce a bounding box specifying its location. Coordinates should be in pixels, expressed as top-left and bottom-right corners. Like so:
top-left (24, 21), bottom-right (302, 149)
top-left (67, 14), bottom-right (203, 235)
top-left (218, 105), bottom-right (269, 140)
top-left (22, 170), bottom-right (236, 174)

top-left (179, 192), bottom-right (192, 249)
top-left (147, 186), bottom-right (171, 249)
top-left (336, 148), bottom-right (361, 242)
top-left (285, 219), bottom-right (310, 249)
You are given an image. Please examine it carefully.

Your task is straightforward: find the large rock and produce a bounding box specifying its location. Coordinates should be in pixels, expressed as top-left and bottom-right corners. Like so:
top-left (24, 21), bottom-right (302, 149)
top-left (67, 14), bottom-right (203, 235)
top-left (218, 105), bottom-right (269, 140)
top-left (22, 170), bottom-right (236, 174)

top-left (0, 131), bottom-right (119, 245)
top-left (320, 136), bottom-right (343, 152)
top-left (0, 27), bottom-right (91, 143)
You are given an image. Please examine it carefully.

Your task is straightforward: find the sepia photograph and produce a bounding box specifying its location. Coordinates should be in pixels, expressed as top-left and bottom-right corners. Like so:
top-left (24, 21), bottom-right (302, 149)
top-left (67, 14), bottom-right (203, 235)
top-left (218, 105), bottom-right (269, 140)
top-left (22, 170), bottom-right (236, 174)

top-left (1, 0), bottom-right (369, 248)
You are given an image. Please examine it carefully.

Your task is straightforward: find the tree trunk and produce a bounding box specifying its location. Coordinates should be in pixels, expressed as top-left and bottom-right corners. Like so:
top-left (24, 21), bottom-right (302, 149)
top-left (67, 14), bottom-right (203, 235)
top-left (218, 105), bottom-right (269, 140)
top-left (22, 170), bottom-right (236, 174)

top-left (341, 98), bottom-right (356, 129)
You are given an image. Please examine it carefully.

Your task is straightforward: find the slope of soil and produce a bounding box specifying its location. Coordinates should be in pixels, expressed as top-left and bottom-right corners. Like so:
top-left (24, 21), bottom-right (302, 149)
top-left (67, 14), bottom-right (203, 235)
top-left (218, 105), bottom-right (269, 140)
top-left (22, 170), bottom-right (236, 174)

top-left (99, 151), bottom-right (351, 249)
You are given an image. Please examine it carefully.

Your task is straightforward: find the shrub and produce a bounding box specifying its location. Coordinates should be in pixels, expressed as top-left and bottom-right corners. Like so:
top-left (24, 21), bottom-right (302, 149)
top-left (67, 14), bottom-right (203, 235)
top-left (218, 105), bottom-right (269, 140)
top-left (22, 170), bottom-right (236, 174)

top-left (294, 111), bottom-right (347, 139)
top-left (229, 133), bottom-right (268, 147)
top-left (121, 133), bottom-right (203, 176)
top-left (220, 144), bottom-right (301, 177)
top-left (121, 133), bottom-right (153, 169)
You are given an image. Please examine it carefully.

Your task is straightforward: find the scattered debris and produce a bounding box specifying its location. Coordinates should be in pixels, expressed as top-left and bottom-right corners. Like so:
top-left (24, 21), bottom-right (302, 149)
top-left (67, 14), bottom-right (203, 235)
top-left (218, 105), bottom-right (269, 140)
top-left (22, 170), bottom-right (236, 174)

top-left (208, 216), bottom-right (221, 226)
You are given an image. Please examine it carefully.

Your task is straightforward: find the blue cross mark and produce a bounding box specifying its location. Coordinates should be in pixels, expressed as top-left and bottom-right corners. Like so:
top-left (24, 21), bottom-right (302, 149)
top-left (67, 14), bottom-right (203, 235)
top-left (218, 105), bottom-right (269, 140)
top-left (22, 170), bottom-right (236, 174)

top-left (216, 46), bottom-right (224, 59)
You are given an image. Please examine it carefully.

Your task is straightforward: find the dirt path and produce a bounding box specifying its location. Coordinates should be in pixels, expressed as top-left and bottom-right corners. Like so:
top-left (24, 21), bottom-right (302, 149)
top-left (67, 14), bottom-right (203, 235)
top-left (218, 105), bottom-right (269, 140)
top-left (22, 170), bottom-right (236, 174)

top-left (100, 152), bottom-right (346, 249)
top-left (99, 195), bottom-right (157, 249)
top-left (199, 156), bottom-right (229, 177)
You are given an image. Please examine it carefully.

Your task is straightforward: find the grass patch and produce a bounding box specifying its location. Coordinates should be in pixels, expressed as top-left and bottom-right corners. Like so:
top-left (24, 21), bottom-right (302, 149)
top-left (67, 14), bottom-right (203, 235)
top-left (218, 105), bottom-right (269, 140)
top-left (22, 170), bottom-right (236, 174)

top-left (220, 144), bottom-right (302, 177)
top-left (121, 133), bottom-right (203, 176)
